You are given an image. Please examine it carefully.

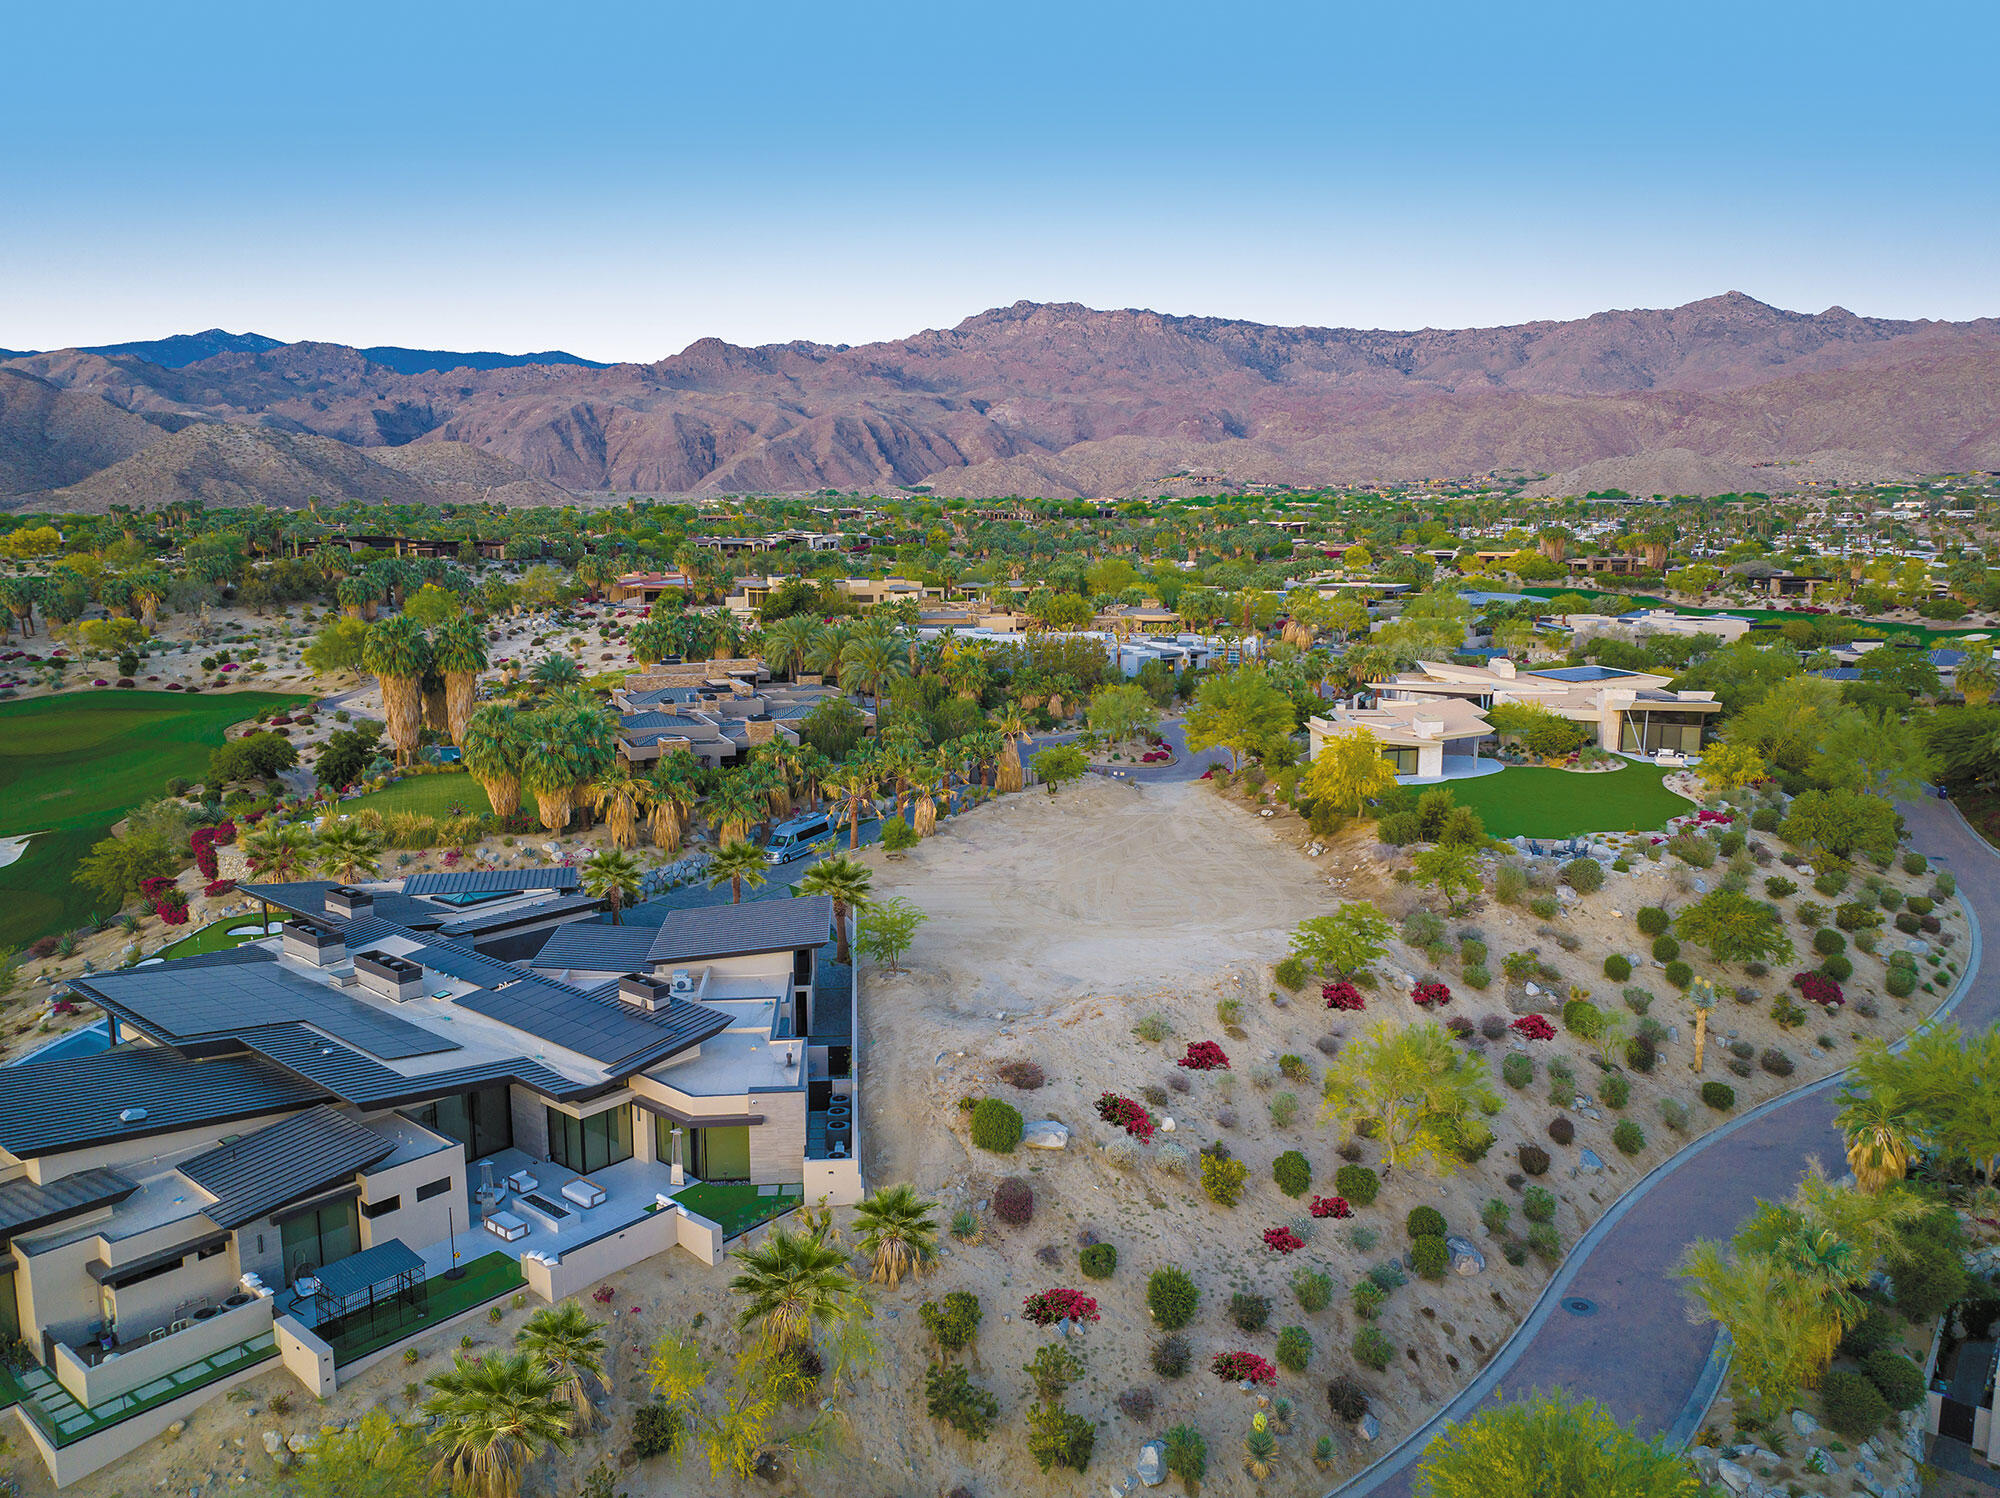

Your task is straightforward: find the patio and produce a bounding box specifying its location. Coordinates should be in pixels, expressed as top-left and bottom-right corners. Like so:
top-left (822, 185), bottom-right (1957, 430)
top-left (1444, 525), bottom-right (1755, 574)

top-left (464, 1147), bottom-right (681, 1256)
top-left (1395, 753), bottom-right (1505, 786)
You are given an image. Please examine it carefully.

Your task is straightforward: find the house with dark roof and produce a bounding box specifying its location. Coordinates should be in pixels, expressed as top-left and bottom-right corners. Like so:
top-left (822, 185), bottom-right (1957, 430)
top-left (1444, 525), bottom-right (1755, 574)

top-left (0, 873), bottom-right (856, 1486)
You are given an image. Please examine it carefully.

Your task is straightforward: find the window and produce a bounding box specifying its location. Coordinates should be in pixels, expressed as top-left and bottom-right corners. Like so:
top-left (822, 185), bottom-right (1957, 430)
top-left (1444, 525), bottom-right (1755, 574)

top-left (407, 1084), bottom-right (514, 1161)
top-left (415, 1178), bottom-right (452, 1203)
top-left (1382, 747), bottom-right (1420, 776)
top-left (278, 1199), bottom-right (360, 1283)
top-left (360, 1195), bottom-right (401, 1219)
top-left (547, 1105), bottom-right (634, 1175)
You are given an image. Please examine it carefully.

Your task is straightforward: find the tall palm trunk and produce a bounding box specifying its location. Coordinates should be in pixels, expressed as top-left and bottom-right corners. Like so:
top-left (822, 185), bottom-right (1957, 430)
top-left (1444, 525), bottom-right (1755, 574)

top-left (997, 740), bottom-right (1023, 794)
top-left (534, 786), bottom-right (574, 833)
top-left (422, 684), bottom-right (450, 734)
top-left (383, 675), bottom-right (423, 764)
top-left (477, 770), bottom-right (523, 819)
top-left (445, 671), bottom-right (477, 745)
top-left (648, 800), bottom-right (684, 852)
top-left (607, 801), bottom-right (637, 850)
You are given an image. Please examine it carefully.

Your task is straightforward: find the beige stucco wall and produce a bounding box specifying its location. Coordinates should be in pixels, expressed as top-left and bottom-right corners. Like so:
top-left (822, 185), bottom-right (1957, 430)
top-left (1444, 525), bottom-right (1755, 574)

top-left (357, 1139), bottom-right (467, 1259)
top-left (16, 1209), bottom-right (231, 1356)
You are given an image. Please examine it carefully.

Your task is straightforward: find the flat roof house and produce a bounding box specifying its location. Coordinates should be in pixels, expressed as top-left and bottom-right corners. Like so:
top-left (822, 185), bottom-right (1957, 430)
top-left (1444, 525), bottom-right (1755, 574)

top-left (0, 875), bottom-right (855, 1486)
top-left (1368, 658), bottom-right (1721, 757)
top-left (1307, 697), bottom-right (1495, 782)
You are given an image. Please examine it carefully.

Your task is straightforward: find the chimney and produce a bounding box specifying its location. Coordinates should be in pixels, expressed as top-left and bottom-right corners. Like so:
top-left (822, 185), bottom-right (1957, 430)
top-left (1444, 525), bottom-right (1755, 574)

top-left (353, 950), bottom-right (424, 1002)
top-left (281, 919), bottom-right (346, 969)
top-left (745, 717), bottom-right (776, 745)
top-left (618, 972), bottom-right (671, 1011)
top-left (324, 886), bottom-right (373, 920)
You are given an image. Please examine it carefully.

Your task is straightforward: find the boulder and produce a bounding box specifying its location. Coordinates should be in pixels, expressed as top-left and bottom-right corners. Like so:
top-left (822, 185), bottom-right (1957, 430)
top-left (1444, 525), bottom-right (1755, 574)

top-left (1715, 1458), bottom-right (1752, 1494)
top-left (1357, 1412), bottom-right (1380, 1442)
top-left (1578, 1148), bottom-right (1606, 1174)
top-left (286, 1433), bottom-right (310, 1454)
top-left (1790, 1409), bottom-right (1820, 1439)
top-left (1136, 1439), bottom-right (1167, 1486)
top-left (260, 1432), bottom-right (286, 1461)
top-left (1023, 1120), bottom-right (1070, 1150)
top-left (1446, 1236), bottom-right (1486, 1276)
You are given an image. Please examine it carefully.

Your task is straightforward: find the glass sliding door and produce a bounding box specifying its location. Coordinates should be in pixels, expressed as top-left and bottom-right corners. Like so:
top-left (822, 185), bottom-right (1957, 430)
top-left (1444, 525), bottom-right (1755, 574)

top-left (693, 1126), bottom-right (751, 1182)
top-left (546, 1105), bottom-right (634, 1175)
top-left (279, 1199), bottom-right (360, 1283)
top-left (407, 1085), bottom-right (514, 1161)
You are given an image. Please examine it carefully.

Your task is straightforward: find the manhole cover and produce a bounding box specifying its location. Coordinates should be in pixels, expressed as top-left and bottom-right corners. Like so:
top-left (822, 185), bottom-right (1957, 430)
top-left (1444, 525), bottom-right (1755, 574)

top-left (1561, 1297), bottom-right (1598, 1317)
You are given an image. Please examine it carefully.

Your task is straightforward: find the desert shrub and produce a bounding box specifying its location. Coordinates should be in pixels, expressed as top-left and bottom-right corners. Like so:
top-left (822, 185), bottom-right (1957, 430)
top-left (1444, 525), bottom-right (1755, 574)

top-left (1493, 864), bottom-right (1527, 905)
top-left (1402, 908), bottom-right (1446, 948)
top-left (1279, 1052), bottom-right (1314, 1083)
top-left (1410, 1235), bottom-right (1449, 1280)
top-left (633, 1402), bottom-right (685, 1458)
top-left (993, 1177), bottom-right (1034, 1225)
top-left (1350, 1278), bottom-right (1386, 1319)
top-left (1230, 1292), bottom-right (1272, 1331)
top-left (1548, 1116), bottom-right (1575, 1145)
top-left (1820, 1369), bottom-right (1890, 1439)
top-left (1351, 1326), bottom-right (1393, 1371)
top-left (1765, 875), bottom-right (1797, 899)
top-left (1292, 1269), bottom-right (1333, 1312)
top-left (1334, 1164), bottom-right (1380, 1206)
top-left (1519, 1143), bottom-right (1550, 1176)
top-left (1651, 934), bottom-right (1681, 962)
top-left (1636, 906), bottom-right (1670, 935)
top-left (1481, 1198), bottom-right (1511, 1233)
top-left (1527, 1222), bottom-right (1561, 1260)
top-left (1751, 807), bottom-right (1781, 831)
top-left (1080, 1243), bottom-right (1118, 1279)
top-left (1522, 1185), bottom-right (1556, 1222)
top-left (1892, 1237), bottom-right (1968, 1323)
top-left (1462, 962), bottom-right (1491, 989)
top-left (1864, 1349), bottom-right (1926, 1412)
top-left (1814, 868), bottom-right (1851, 897)
top-left (1148, 1267), bottom-right (1200, 1329)
top-left (1599, 1074), bottom-right (1630, 1110)
top-left (1151, 1333), bottom-right (1191, 1377)
top-left (970, 1098), bottom-right (1024, 1153)
top-left (1835, 901), bottom-right (1881, 932)
top-left (1700, 1081), bottom-right (1735, 1110)
top-left (920, 1291), bottom-right (984, 1352)
top-left (1603, 953), bottom-right (1632, 981)
top-left (996, 1059), bottom-right (1045, 1090)
top-left (1024, 1403), bottom-right (1094, 1474)
top-left (1728, 1057), bottom-right (1755, 1078)
top-left (1529, 894), bottom-right (1561, 920)
top-left (1894, 911), bottom-right (1923, 935)
top-left (1820, 953), bottom-right (1854, 982)
top-left (1273, 1150), bottom-right (1312, 1196)
top-left (1275, 1325), bottom-right (1314, 1372)
top-left (1626, 1035), bottom-right (1658, 1073)
top-left (1405, 1205), bottom-right (1447, 1239)
top-left (1479, 1013), bottom-right (1509, 1040)
top-left (1623, 986), bottom-right (1654, 1015)
top-left (1760, 1047), bottom-right (1794, 1077)
top-left (1269, 1092), bottom-right (1301, 1128)
top-left (1562, 998), bottom-right (1604, 1038)
top-left (1561, 857), bottom-right (1604, 893)
top-left (1886, 967), bottom-right (1917, 999)
top-left (1813, 927), bottom-right (1846, 956)
top-left (925, 1363), bottom-right (999, 1440)
top-left (1907, 895), bottom-right (1933, 916)
top-left (1660, 1097), bottom-right (1690, 1133)
top-left (1613, 1120), bottom-right (1645, 1155)
top-left (1667, 833), bottom-right (1715, 868)
top-left (1133, 1011), bottom-right (1173, 1043)
top-left (1327, 1374), bottom-right (1371, 1421)
top-left (1163, 1424), bottom-right (1206, 1482)
top-left (1903, 850), bottom-right (1928, 875)
top-left (1199, 1146), bottom-right (1248, 1206)
top-left (1275, 955), bottom-right (1309, 990)
top-left (1459, 936), bottom-right (1488, 967)
top-left (1839, 1306), bottom-right (1901, 1360)
top-left (1664, 960), bottom-right (1693, 988)
top-left (1117, 1387), bottom-right (1156, 1423)
top-left (1502, 1053), bottom-right (1534, 1089)
top-left (1934, 871), bottom-right (1958, 897)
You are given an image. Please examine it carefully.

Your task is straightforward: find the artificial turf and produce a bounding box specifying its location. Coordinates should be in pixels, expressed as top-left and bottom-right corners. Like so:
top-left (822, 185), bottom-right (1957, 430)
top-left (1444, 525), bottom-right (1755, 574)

top-left (0, 690), bottom-right (307, 948)
top-left (1441, 762), bottom-right (1690, 839)
top-left (338, 771), bottom-right (492, 819)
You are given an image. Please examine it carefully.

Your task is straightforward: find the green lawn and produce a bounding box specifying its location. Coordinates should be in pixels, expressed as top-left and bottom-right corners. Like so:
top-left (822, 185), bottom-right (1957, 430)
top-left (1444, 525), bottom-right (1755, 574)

top-left (326, 1251), bottom-right (524, 1365)
top-left (1518, 586), bottom-right (1990, 638)
top-left (669, 1182), bottom-right (802, 1239)
top-left (155, 916), bottom-right (283, 959)
top-left (340, 772), bottom-right (491, 819)
top-left (1443, 762), bottom-right (1689, 839)
top-left (0, 691), bottom-right (309, 949)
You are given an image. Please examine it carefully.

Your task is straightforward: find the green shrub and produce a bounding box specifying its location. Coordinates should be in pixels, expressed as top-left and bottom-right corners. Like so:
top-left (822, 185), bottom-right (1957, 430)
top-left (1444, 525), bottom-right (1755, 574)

top-left (919, 1291), bottom-right (984, 1352)
top-left (633, 1402), bottom-right (685, 1458)
top-left (1502, 1053), bottom-right (1534, 1089)
top-left (1526, 1222), bottom-right (1561, 1260)
top-left (1269, 1092), bottom-right (1301, 1128)
top-left (1079, 1243), bottom-right (1117, 1279)
top-left (1906, 895), bottom-right (1934, 916)
top-left (1351, 1326), bottom-right (1393, 1371)
top-left (1350, 1279), bottom-right (1386, 1320)
top-left (1334, 1164), bottom-right (1380, 1205)
top-left (1835, 901), bottom-right (1880, 932)
top-left (1599, 1074), bottom-right (1630, 1110)
top-left (1701, 1081), bottom-right (1736, 1110)
top-left (1886, 967), bottom-right (1917, 999)
top-left (1612, 1120), bottom-right (1645, 1155)
top-left (1529, 894), bottom-right (1561, 920)
top-left (1623, 986), bottom-right (1655, 1014)
top-left (1814, 868), bottom-right (1851, 897)
top-left (1765, 876), bottom-right (1798, 898)
top-left (1275, 955), bottom-right (1309, 990)
top-left (1273, 1150), bottom-right (1312, 1197)
top-left (1813, 927), bottom-right (1846, 955)
top-left (1494, 865), bottom-right (1527, 905)
top-left (1163, 1424), bottom-right (1207, 1483)
top-left (1820, 1369), bottom-right (1890, 1439)
top-left (1292, 1269), bottom-right (1333, 1312)
top-left (1651, 934), bottom-right (1681, 962)
top-left (1230, 1292), bottom-right (1272, 1331)
top-left (1460, 937), bottom-right (1488, 968)
top-left (1717, 830), bottom-right (1746, 856)
top-left (1147, 1266), bottom-right (1200, 1329)
top-left (1562, 998), bottom-right (1604, 1038)
top-left (1410, 1235), bottom-right (1449, 1281)
top-left (1934, 871), bottom-right (1957, 898)
top-left (969, 1098), bottom-right (1023, 1153)
top-left (881, 817), bottom-right (920, 852)
top-left (1024, 1402), bottom-right (1094, 1474)
top-left (1406, 1205), bottom-right (1447, 1239)
top-left (1660, 1097), bottom-right (1690, 1133)
top-left (1275, 1325), bottom-right (1314, 1372)
top-left (1636, 906), bottom-right (1670, 935)
top-left (1133, 1011), bottom-right (1173, 1042)
top-left (1522, 1186), bottom-right (1556, 1223)
top-left (1838, 1306), bottom-right (1901, 1360)
top-left (1200, 1147), bottom-right (1248, 1206)
top-left (925, 1363), bottom-right (999, 1440)
top-left (1603, 953), bottom-right (1632, 981)
top-left (1821, 953), bottom-right (1853, 982)
top-left (1863, 1349), bottom-right (1926, 1412)
top-left (1902, 851), bottom-right (1928, 876)
top-left (1891, 1237), bottom-right (1968, 1322)
top-left (1667, 833), bottom-right (1715, 868)
top-left (1463, 963), bottom-right (1491, 989)
top-left (1561, 857), bottom-right (1604, 894)
top-left (1751, 807), bottom-right (1781, 832)
top-left (1664, 960), bottom-right (1693, 988)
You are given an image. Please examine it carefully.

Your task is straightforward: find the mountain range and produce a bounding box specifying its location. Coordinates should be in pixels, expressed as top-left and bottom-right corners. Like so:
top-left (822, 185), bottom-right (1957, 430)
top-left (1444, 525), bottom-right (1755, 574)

top-left (4, 294), bottom-right (1998, 511)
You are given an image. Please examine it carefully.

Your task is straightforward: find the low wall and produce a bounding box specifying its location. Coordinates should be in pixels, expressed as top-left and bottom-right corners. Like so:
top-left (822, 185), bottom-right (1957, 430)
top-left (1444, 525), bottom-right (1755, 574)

top-left (519, 1207), bottom-right (724, 1303)
top-left (53, 1296), bottom-right (273, 1409)
top-left (274, 1315), bottom-right (336, 1398)
top-left (802, 1156), bottom-right (863, 1206)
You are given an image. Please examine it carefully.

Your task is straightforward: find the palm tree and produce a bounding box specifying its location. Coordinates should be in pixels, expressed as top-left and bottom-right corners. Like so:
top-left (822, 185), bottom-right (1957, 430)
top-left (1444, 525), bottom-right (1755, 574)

top-left (645, 750), bottom-right (705, 852)
top-left (579, 848), bottom-right (644, 925)
top-left (993, 706), bottom-right (1029, 793)
top-left (586, 761), bottom-right (647, 850)
top-left (794, 854), bottom-right (873, 964)
top-left (313, 821), bottom-right (384, 884)
top-left (520, 724), bottom-right (582, 835)
top-left (514, 1303), bottom-right (607, 1434)
top-left (530, 655), bottom-right (582, 691)
top-left (431, 615), bottom-right (489, 746)
top-left (706, 774), bottom-right (767, 846)
top-left (707, 841), bottom-right (769, 904)
top-left (838, 632), bottom-right (907, 721)
top-left (423, 1351), bottom-right (573, 1498)
top-left (461, 703), bottom-right (529, 821)
top-left (806, 620), bottom-right (855, 683)
top-left (361, 615), bottom-right (432, 765)
top-left (727, 1224), bottom-right (867, 1352)
top-left (755, 739), bottom-right (804, 818)
top-left (1835, 1079), bottom-right (1918, 1193)
top-left (762, 615), bottom-right (821, 681)
top-left (242, 822), bottom-right (313, 882)
top-left (850, 1184), bottom-right (938, 1288)
top-left (907, 763), bottom-right (946, 838)
top-left (825, 764), bottom-right (879, 851)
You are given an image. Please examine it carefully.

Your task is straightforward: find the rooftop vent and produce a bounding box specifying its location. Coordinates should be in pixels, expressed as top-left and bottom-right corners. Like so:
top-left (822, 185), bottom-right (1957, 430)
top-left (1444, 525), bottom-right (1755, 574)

top-left (353, 949), bottom-right (424, 1002)
top-left (119, 1107), bottom-right (148, 1124)
top-left (325, 886), bottom-right (373, 920)
top-left (618, 972), bottom-right (672, 1012)
top-left (281, 919), bottom-right (346, 969)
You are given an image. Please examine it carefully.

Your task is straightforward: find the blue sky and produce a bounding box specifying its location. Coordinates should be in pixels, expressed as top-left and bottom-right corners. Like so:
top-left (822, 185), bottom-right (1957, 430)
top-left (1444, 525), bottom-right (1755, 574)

top-left (6, 0), bottom-right (1996, 361)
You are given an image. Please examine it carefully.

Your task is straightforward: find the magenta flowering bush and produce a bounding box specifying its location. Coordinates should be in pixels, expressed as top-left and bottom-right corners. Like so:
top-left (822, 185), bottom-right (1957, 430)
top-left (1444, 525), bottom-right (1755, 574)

top-left (1410, 981), bottom-right (1452, 1008)
top-left (1511, 1014), bottom-right (1556, 1041)
top-left (1323, 981), bottom-right (1365, 1012)
top-left (1792, 971), bottom-right (1845, 1007)
top-left (1095, 1092), bottom-right (1157, 1141)
top-left (1262, 1226), bottom-right (1306, 1254)
top-left (1178, 1040), bottom-right (1231, 1071)
top-left (1308, 1195), bottom-right (1352, 1219)
top-left (1022, 1288), bottom-right (1101, 1327)
top-left (1212, 1350), bottom-right (1278, 1385)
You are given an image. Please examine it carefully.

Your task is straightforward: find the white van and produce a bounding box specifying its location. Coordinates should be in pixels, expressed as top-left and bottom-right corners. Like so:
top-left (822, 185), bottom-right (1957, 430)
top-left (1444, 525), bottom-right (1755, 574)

top-left (765, 810), bottom-right (836, 864)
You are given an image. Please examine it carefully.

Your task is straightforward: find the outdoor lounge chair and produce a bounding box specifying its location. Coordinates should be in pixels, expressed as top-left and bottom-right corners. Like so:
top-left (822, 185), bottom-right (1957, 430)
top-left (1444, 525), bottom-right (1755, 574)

top-left (482, 1211), bottom-right (528, 1242)
top-left (561, 1178), bottom-right (605, 1210)
top-left (505, 1169), bottom-right (538, 1195)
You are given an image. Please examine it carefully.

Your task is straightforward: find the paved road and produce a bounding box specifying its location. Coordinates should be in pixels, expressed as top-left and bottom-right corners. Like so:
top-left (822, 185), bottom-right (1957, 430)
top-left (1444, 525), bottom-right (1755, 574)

top-left (1336, 793), bottom-right (1995, 1496)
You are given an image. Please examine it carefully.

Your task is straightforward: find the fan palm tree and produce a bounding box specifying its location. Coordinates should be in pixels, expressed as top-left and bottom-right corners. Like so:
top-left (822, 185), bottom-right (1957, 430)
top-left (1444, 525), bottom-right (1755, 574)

top-left (461, 704), bottom-right (529, 821)
top-left (850, 1184), bottom-right (938, 1288)
top-left (727, 1224), bottom-right (867, 1352)
top-left (431, 615), bottom-right (490, 746)
top-left (514, 1303), bottom-right (607, 1434)
top-left (825, 763), bottom-right (879, 851)
top-left (530, 655), bottom-right (582, 691)
top-left (707, 840), bottom-right (769, 904)
top-left (806, 620), bottom-right (855, 683)
top-left (794, 854), bottom-right (873, 964)
top-left (735, 756), bottom-right (786, 832)
top-left (993, 706), bottom-right (1030, 793)
top-left (587, 761), bottom-right (648, 850)
top-left (361, 615), bottom-right (432, 765)
top-left (422, 1350), bottom-right (573, 1498)
top-left (1835, 1078), bottom-right (1919, 1193)
top-left (838, 632), bottom-right (907, 721)
top-left (130, 569), bottom-right (171, 631)
top-left (242, 822), bottom-right (313, 882)
top-left (755, 739), bottom-right (805, 818)
top-left (762, 615), bottom-right (821, 681)
top-left (908, 763), bottom-right (946, 838)
top-left (580, 847), bottom-right (644, 924)
top-left (313, 821), bottom-right (384, 884)
top-left (645, 750), bottom-right (705, 852)
top-left (520, 724), bottom-right (582, 834)
top-left (706, 773), bottom-right (767, 846)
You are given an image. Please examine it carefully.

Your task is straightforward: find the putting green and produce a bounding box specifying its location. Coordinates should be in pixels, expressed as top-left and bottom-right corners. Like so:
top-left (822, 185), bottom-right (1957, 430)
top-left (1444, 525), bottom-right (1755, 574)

top-left (0, 690), bottom-right (308, 949)
top-left (1439, 762), bottom-right (1691, 840)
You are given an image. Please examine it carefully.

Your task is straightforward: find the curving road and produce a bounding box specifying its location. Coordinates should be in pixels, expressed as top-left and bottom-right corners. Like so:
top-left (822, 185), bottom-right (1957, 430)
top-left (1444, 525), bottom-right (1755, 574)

top-left (1333, 792), bottom-right (1996, 1496)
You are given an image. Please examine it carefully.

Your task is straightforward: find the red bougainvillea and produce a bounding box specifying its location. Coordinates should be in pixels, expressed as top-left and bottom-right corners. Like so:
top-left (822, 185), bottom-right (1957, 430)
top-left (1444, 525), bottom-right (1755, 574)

top-left (1410, 982), bottom-right (1452, 1008)
top-left (139, 875), bottom-right (175, 901)
top-left (1095, 1092), bottom-right (1157, 1142)
top-left (1262, 1226), bottom-right (1306, 1254)
top-left (1511, 1014), bottom-right (1556, 1041)
top-left (154, 888), bottom-right (190, 926)
top-left (1792, 971), bottom-right (1845, 1007)
top-left (1309, 1195), bottom-right (1352, 1219)
top-left (1178, 1041), bottom-right (1231, 1071)
top-left (1323, 981), bottom-right (1365, 1012)
top-left (1022, 1288), bottom-right (1101, 1327)
top-left (1211, 1351), bottom-right (1278, 1385)
top-left (203, 879), bottom-right (237, 898)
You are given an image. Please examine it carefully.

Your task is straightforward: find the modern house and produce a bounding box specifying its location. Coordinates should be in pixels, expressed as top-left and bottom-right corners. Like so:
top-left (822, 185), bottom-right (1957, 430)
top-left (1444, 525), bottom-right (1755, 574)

top-left (0, 874), bottom-right (858, 1485)
top-left (610, 669), bottom-right (854, 768)
top-left (1560, 608), bottom-right (1756, 646)
top-left (607, 571), bottom-right (694, 605)
top-left (1307, 698), bottom-right (1495, 781)
top-left (1367, 658), bottom-right (1721, 757)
